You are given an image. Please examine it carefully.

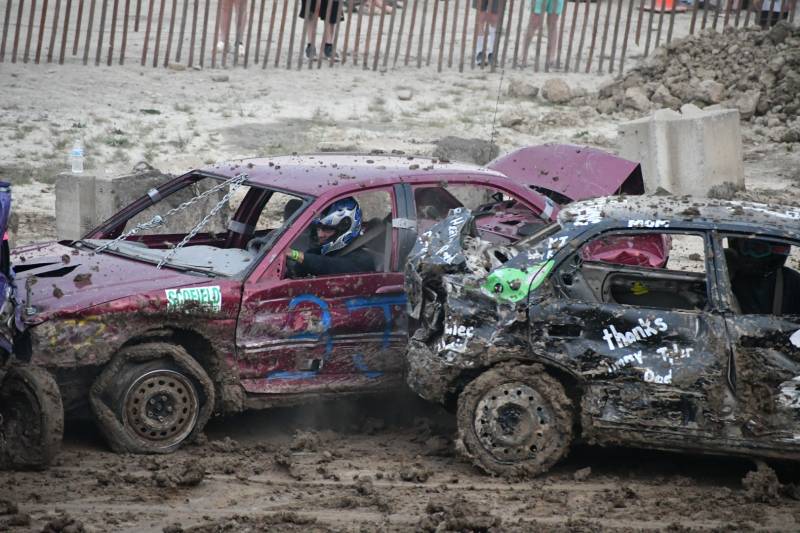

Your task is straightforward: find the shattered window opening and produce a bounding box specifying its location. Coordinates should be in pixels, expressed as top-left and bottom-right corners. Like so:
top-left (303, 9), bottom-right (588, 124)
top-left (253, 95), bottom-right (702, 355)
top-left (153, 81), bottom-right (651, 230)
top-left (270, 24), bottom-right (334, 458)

top-left (721, 235), bottom-right (800, 317)
top-left (558, 231), bottom-right (710, 313)
top-left (81, 175), bottom-right (305, 277)
top-left (285, 189), bottom-right (395, 279)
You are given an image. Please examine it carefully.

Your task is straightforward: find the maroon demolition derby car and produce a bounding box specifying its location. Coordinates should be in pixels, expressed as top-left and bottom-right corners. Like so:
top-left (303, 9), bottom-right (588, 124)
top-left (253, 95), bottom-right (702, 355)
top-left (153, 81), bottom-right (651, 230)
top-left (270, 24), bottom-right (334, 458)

top-left (0, 145), bottom-right (647, 467)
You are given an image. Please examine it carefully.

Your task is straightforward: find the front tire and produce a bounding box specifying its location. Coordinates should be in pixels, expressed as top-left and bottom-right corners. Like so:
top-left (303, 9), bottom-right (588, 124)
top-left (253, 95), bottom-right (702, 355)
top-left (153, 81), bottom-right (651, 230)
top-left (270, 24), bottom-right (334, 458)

top-left (456, 363), bottom-right (573, 477)
top-left (90, 343), bottom-right (215, 454)
top-left (0, 365), bottom-right (64, 470)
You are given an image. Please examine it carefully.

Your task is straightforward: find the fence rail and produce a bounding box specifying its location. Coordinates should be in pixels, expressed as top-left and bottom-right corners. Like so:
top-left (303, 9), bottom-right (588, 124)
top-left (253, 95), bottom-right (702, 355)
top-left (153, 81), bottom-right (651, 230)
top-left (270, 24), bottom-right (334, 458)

top-left (0, 0), bottom-right (796, 73)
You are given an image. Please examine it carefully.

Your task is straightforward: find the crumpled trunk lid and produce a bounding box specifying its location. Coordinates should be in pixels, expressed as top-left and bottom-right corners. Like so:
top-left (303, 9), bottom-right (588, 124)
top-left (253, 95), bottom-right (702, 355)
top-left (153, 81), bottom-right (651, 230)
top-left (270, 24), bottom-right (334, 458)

top-left (489, 144), bottom-right (645, 205)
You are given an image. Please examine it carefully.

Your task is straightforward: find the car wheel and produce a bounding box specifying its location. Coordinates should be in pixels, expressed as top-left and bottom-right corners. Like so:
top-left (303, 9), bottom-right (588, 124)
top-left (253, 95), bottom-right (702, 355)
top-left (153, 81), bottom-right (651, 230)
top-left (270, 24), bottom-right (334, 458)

top-left (0, 365), bottom-right (64, 470)
top-left (90, 343), bottom-right (215, 454)
top-left (456, 363), bottom-right (573, 477)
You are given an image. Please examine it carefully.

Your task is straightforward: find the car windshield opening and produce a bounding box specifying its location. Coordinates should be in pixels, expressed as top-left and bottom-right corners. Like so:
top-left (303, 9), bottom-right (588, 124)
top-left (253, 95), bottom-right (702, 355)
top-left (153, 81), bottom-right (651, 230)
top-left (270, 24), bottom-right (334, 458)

top-left (83, 175), bottom-right (305, 277)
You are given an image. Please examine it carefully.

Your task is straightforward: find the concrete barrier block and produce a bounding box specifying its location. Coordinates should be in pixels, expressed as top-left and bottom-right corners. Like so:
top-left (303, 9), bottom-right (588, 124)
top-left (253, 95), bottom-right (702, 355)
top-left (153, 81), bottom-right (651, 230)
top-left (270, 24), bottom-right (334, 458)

top-left (618, 106), bottom-right (744, 197)
top-left (55, 173), bottom-right (97, 240)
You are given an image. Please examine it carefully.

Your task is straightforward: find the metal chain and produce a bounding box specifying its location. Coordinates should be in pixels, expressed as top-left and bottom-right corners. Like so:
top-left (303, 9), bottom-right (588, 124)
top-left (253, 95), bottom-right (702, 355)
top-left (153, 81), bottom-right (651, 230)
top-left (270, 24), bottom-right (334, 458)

top-left (157, 174), bottom-right (249, 269)
top-left (94, 173), bottom-right (249, 255)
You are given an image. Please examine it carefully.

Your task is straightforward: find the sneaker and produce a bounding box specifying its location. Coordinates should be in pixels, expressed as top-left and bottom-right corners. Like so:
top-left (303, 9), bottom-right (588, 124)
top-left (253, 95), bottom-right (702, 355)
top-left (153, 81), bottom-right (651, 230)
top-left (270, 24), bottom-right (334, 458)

top-left (476, 50), bottom-right (484, 66)
top-left (216, 40), bottom-right (225, 53)
top-left (237, 43), bottom-right (245, 58)
top-left (323, 43), bottom-right (340, 62)
top-left (305, 43), bottom-right (317, 60)
top-left (487, 52), bottom-right (493, 65)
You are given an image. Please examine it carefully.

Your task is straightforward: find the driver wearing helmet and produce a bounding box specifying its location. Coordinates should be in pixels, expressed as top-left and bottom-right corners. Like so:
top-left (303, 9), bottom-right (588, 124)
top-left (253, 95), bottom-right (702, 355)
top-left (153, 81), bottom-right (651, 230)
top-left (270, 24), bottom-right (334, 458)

top-left (729, 237), bottom-right (800, 316)
top-left (285, 197), bottom-right (375, 276)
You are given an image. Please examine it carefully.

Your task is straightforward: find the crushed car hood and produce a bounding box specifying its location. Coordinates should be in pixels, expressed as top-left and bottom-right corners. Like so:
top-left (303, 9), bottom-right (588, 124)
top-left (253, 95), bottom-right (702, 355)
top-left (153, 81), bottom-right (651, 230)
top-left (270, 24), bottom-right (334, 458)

top-left (12, 241), bottom-right (208, 324)
top-left (489, 144), bottom-right (644, 204)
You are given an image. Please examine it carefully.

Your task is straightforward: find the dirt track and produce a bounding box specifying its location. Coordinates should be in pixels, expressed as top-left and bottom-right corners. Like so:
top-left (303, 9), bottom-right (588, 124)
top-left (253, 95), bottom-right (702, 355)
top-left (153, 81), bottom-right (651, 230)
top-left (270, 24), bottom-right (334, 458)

top-left (1, 393), bottom-right (799, 532)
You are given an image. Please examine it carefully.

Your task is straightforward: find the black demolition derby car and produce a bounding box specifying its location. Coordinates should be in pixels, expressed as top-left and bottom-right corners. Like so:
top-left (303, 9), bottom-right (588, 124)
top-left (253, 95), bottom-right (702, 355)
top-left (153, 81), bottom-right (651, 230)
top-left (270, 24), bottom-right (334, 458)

top-left (405, 195), bottom-right (800, 476)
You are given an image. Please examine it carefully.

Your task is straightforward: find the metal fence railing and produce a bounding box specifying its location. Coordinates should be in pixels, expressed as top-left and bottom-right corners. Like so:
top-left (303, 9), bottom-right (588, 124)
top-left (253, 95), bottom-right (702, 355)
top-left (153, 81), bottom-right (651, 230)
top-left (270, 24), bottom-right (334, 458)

top-left (0, 0), bottom-right (796, 73)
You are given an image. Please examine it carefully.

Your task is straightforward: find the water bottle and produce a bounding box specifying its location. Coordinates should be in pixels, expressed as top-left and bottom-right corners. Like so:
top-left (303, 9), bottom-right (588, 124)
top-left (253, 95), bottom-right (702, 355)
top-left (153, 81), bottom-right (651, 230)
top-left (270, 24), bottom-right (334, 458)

top-left (70, 141), bottom-right (84, 174)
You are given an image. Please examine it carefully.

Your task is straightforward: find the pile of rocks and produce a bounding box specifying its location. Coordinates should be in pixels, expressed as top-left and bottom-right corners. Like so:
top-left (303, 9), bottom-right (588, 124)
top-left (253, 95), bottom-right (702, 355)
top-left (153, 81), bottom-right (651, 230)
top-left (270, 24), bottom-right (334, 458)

top-left (597, 22), bottom-right (800, 141)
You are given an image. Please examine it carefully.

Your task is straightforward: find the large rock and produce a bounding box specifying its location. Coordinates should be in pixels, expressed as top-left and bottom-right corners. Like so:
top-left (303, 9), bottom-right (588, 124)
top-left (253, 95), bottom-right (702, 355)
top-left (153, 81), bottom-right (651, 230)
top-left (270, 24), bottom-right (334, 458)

top-left (541, 78), bottom-right (572, 104)
top-left (734, 90), bottom-right (761, 120)
top-left (651, 84), bottom-right (681, 109)
top-left (694, 79), bottom-right (726, 104)
top-left (623, 87), bottom-right (652, 112)
top-left (432, 137), bottom-right (500, 166)
top-left (507, 79), bottom-right (539, 100)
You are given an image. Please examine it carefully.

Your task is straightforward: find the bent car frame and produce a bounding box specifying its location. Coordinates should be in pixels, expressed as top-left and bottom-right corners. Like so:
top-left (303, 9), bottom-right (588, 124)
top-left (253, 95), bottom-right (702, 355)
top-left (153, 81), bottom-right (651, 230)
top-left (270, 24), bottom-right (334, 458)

top-left (406, 196), bottom-right (800, 476)
top-left (0, 145), bottom-right (648, 467)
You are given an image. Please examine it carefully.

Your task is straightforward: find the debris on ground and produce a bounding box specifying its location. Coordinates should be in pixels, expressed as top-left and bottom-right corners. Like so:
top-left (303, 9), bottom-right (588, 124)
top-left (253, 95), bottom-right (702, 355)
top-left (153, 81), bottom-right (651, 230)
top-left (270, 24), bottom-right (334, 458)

top-left (597, 22), bottom-right (800, 140)
top-left (152, 459), bottom-right (206, 488)
top-left (419, 495), bottom-right (502, 532)
top-left (742, 461), bottom-right (782, 503)
top-left (289, 430), bottom-right (322, 452)
top-left (41, 513), bottom-right (86, 533)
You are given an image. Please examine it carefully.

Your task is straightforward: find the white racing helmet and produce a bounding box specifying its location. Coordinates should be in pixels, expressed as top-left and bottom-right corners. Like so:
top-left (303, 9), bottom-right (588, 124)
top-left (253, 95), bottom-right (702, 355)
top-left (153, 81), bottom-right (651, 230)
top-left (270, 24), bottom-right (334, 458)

top-left (312, 197), bottom-right (363, 255)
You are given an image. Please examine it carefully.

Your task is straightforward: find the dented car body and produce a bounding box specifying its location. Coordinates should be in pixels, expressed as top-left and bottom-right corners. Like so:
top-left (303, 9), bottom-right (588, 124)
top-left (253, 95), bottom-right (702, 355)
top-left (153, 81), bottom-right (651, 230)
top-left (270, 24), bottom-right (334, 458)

top-left (0, 145), bottom-right (646, 464)
top-left (406, 196), bottom-right (800, 476)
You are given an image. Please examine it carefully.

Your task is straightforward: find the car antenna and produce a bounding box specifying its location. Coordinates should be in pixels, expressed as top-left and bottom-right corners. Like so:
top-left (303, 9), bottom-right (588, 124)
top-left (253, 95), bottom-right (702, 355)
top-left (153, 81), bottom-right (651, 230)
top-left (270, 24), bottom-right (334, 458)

top-left (489, 66), bottom-right (506, 148)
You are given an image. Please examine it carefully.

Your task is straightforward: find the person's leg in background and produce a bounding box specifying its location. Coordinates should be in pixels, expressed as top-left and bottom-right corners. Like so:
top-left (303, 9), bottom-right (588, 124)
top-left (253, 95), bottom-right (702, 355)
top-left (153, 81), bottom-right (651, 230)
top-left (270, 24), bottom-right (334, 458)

top-left (522, 0), bottom-right (545, 67)
top-left (234, 0), bottom-right (248, 56)
top-left (217, 0), bottom-right (234, 52)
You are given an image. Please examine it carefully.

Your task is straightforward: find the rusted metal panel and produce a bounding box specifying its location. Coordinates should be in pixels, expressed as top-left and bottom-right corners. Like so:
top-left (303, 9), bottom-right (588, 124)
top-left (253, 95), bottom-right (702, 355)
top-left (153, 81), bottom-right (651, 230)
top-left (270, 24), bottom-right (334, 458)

top-left (564, 0), bottom-right (580, 71)
top-left (382, 0), bottom-right (398, 68)
top-left (654, 0), bottom-right (665, 49)
top-left (73, 0), bottom-right (83, 54)
top-left (259, 0), bottom-right (275, 65)
top-left (643, 0), bottom-right (655, 57)
top-left (199, 0), bottom-right (211, 66)
top-left (573, 0), bottom-right (591, 72)
top-left (135, 0), bottom-right (141, 30)
top-left (363, 0), bottom-right (376, 69)
top-left (295, 0), bottom-right (312, 70)
top-left (618, 0), bottom-right (636, 74)
top-left (95, 0), bottom-right (108, 65)
top-left (152, 0), bottom-right (166, 66)
top-left (1, 0), bottom-right (13, 62)
top-left (108, 0), bottom-right (120, 65)
top-left (437, 0), bottom-right (448, 71)
top-left (609, 0), bottom-right (625, 73)
top-left (689, 0), bottom-right (700, 33)
top-left (416, 0), bottom-right (428, 68)
top-left (427, 0), bottom-right (439, 67)
top-left (84, 0), bottom-right (97, 65)
top-left (634, 0), bottom-right (644, 43)
top-left (597, 0), bottom-right (613, 73)
top-left (404, 0), bottom-right (419, 66)
top-left (163, 0), bottom-right (177, 66)
top-left (447, 0), bottom-right (458, 68)
top-left (176, 0), bottom-right (190, 62)
top-left (328, 0), bottom-right (343, 67)
top-left (243, 0), bottom-right (256, 66)
top-left (11, 0), bottom-right (24, 63)
top-left (722, 0), bottom-right (732, 28)
top-left (23, 0), bottom-right (37, 63)
top-left (374, 2), bottom-right (389, 70)
top-left (187, 0), bottom-right (198, 66)
top-left (458, 0), bottom-right (468, 70)
top-left (271, 0), bottom-right (289, 67)
top-left (585, 0), bottom-right (603, 73)
top-left (666, 0), bottom-right (677, 44)
top-left (141, 0), bottom-right (154, 65)
top-left (253, 0), bottom-right (266, 62)
top-left (500, 0), bottom-right (513, 67)
top-left (353, 0), bottom-right (366, 65)
top-left (701, 0), bottom-right (709, 29)
top-left (211, 0), bottom-right (221, 67)
top-left (59, 0), bottom-right (72, 63)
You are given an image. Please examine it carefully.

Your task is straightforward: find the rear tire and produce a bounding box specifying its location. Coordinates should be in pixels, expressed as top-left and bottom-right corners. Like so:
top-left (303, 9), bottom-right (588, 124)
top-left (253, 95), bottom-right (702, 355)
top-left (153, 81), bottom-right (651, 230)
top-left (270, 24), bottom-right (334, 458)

top-left (456, 363), bottom-right (573, 477)
top-left (90, 343), bottom-right (215, 454)
top-left (0, 365), bottom-right (64, 470)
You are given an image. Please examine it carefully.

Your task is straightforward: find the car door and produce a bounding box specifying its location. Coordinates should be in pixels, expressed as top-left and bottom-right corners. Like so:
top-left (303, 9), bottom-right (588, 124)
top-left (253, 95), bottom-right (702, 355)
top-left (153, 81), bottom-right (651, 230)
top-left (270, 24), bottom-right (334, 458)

top-left (529, 229), bottom-right (731, 444)
top-left (715, 232), bottom-right (800, 450)
top-left (235, 188), bottom-right (408, 396)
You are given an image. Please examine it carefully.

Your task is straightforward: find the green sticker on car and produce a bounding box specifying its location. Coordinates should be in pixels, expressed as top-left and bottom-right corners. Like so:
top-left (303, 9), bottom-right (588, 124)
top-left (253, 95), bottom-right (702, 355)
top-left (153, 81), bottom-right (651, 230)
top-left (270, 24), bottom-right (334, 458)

top-left (166, 285), bottom-right (222, 313)
top-left (482, 260), bottom-right (555, 303)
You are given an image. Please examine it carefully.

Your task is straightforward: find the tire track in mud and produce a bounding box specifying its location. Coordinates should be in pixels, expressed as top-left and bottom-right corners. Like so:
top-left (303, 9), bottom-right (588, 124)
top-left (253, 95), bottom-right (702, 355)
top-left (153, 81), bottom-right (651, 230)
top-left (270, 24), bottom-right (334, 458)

top-left (2, 401), bottom-right (800, 532)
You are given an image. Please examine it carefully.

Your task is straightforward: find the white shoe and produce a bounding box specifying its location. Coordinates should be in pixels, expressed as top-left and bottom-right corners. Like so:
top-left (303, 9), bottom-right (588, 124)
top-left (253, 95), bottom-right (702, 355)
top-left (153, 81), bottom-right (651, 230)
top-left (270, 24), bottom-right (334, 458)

top-left (216, 41), bottom-right (225, 52)
top-left (237, 43), bottom-right (245, 58)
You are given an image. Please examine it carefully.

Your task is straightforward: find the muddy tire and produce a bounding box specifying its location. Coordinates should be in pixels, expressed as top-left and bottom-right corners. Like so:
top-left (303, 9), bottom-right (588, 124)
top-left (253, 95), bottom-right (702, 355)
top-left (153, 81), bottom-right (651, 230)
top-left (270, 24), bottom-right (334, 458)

top-left (456, 363), bottom-right (573, 477)
top-left (90, 342), bottom-right (215, 454)
top-left (0, 365), bottom-right (64, 470)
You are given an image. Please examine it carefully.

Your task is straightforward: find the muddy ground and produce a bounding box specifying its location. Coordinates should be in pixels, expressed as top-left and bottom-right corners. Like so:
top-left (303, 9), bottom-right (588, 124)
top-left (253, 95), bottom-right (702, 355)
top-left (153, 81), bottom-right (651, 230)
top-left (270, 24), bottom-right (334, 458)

top-left (2, 393), bottom-right (800, 532)
top-left (3, 16), bottom-right (800, 532)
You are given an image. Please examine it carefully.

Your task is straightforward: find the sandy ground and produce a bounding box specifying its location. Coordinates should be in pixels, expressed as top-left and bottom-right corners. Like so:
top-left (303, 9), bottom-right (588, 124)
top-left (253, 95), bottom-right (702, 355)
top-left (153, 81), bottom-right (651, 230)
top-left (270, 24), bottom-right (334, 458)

top-left (2, 15), bottom-right (800, 531)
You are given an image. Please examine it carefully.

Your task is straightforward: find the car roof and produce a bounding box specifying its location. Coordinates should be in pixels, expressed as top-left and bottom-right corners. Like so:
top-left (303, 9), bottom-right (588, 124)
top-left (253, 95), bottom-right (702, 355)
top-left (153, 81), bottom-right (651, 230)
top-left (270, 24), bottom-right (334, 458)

top-left (559, 195), bottom-right (800, 233)
top-left (200, 153), bottom-right (507, 196)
